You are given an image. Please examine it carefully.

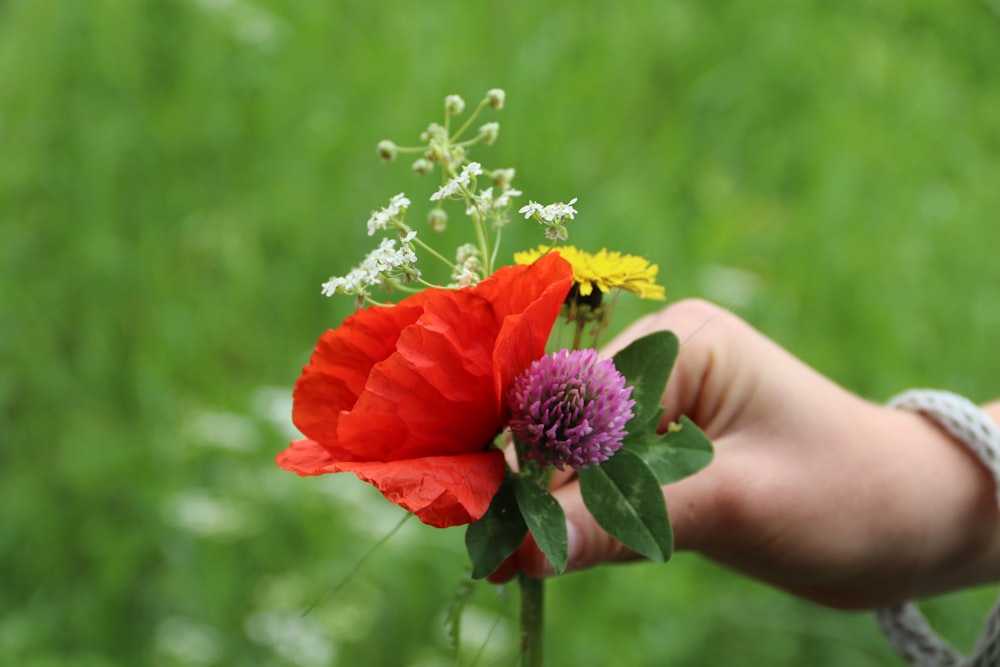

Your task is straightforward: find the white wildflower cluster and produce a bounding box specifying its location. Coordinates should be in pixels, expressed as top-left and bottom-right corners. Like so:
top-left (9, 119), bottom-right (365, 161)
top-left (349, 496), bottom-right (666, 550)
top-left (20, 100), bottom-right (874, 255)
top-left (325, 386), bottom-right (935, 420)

top-left (430, 162), bottom-right (483, 202)
top-left (465, 182), bottom-right (524, 228)
top-left (366, 193), bottom-right (411, 236)
top-left (321, 88), bottom-right (582, 309)
top-left (450, 243), bottom-right (482, 288)
top-left (519, 197), bottom-right (579, 241)
top-left (321, 231), bottom-right (420, 303)
top-left (419, 122), bottom-right (463, 169)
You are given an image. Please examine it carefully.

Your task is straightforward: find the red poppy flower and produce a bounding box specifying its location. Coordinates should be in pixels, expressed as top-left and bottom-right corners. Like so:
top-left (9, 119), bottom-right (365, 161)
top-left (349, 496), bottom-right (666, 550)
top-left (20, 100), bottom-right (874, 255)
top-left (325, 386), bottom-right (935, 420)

top-left (277, 252), bottom-right (573, 528)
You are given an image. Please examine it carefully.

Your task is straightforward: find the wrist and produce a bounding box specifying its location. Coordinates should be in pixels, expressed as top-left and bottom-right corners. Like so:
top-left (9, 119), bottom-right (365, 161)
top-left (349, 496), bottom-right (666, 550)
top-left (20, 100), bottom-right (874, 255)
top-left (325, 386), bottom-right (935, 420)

top-left (876, 391), bottom-right (1000, 665)
top-left (889, 403), bottom-right (1000, 597)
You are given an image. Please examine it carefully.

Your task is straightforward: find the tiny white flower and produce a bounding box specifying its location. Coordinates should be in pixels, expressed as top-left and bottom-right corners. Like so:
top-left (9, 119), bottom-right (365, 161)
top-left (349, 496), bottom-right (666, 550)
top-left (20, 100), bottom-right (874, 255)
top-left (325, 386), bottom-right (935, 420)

top-left (463, 161), bottom-right (484, 178)
top-left (451, 263), bottom-right (481, 288)
top-left (539, 197), bottom-right (578, 222)
top-left (366, 210), bottom-right (389, 236)
top-left (494, 187), bottom-right (522, 209)
top-left (466, 187), bottom-right (494, 218)
top-left (430, 162), bottom-right (483, 202)
top-left (366, 193), bottom-right (411, 236)
top-left (322, 230), bottom-right (420, 299)
top-left (519, 201), bottom-right (544, 218)
top-left (455, 243), bottom-right (480, 264)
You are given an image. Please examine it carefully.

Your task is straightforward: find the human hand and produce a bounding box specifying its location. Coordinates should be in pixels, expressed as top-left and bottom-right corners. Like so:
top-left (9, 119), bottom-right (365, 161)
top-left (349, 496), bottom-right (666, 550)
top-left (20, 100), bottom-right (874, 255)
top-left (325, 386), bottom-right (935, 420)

top-left (490, 299), bottom-right (1000, 609)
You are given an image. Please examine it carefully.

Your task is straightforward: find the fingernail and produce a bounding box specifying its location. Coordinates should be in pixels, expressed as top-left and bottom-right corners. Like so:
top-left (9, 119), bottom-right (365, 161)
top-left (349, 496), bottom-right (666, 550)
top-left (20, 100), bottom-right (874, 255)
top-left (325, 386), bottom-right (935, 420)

top-left (565, 520), bottom-right (580, 570)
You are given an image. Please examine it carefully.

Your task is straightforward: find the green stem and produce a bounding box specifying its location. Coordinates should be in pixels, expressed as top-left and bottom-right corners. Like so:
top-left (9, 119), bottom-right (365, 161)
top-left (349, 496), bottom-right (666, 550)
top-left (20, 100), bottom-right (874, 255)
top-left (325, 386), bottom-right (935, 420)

top-left (451, 98), bottom-right (489, 142)
top-left (572, 320), bottom-right (586, 351)
top-left (409, 230), bottom-right (457, 271)
top-left (519, 573), bottom-right (544, 667)
top-left (471, 210), bottom-right (492, 274)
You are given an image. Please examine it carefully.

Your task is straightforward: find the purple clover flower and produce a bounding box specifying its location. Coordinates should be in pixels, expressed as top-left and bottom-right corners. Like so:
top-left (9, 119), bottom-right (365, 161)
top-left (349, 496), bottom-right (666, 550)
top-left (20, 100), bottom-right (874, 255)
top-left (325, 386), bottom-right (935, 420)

top-left (507, 348), bottom-right (636, 470)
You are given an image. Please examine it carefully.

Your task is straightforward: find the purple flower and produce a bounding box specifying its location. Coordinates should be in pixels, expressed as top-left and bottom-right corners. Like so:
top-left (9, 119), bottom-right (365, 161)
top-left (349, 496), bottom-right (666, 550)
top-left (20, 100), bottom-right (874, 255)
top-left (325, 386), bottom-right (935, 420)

top-left (507, 348), bottom-right (635, 470)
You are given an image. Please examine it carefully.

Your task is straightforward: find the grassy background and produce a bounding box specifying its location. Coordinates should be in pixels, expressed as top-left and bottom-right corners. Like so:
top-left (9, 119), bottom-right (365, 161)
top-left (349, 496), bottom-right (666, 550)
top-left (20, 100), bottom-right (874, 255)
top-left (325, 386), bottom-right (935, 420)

top-left (3, 0), bottom-right (1000, 665)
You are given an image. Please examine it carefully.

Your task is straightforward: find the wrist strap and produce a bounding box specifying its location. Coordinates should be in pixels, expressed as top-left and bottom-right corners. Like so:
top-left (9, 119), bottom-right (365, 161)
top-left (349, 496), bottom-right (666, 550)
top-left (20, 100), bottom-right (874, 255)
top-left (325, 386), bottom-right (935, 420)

top-left (876, 389), bottom-right (1000, 667)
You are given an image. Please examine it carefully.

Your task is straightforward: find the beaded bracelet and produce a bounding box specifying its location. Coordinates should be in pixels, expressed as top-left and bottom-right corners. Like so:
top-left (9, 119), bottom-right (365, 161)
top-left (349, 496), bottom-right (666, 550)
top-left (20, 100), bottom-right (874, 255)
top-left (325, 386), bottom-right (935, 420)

top-left (876, 389), bottom-right (1000, 667)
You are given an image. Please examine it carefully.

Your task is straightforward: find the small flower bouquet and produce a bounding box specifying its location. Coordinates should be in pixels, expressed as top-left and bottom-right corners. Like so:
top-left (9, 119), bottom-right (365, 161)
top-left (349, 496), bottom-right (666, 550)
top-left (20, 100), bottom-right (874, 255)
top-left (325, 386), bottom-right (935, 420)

top-left (276, 89), bottom-right (713, 665)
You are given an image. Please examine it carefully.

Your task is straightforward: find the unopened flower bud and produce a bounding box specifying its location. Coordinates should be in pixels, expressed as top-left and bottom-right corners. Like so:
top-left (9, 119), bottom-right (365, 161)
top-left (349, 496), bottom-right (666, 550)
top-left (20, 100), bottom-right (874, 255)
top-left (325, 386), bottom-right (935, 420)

top-left (492, 168), bottom-right (516, 189)
top-left (420, 122), bottom-right (446, 143)
top-left (425, 145), bottom-right (443, 162)
top-left (411, 158), bottom-right (433, 175)
top-left (428, 208), bottom-right (448, 232)
top-left (479, 122), bottom-right (499, 145)
top-left (486, 88), bottom-right (506, 110)
top-left (446, 146), bottom-right (466, 166)
top-left (376, 139), bottom-right (397, 162)
top-left (445, 94), bottom-right (466, 116)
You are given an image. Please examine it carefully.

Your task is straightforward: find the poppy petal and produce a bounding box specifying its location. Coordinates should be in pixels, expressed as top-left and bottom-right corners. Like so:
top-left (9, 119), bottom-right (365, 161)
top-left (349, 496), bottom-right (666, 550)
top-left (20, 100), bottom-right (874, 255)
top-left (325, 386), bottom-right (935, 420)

top-left (276, 439), bottom-right (505, 527)
top-left (344, 451), bottom-right (506, 527)
top-left (337, 290), bottom-right (502, 461)
top-left (292, 302), bottom-right (425, 454)
top-left (276, 438), bottom-right (338, 474)
top-left (481, 253), bottom-right (574, 406)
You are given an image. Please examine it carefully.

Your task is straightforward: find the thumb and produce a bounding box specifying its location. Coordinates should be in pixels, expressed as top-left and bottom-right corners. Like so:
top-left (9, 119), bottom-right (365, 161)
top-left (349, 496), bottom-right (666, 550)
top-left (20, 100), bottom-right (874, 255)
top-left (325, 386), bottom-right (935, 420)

top-left (491, 462), bottom-right (721, 582)
top-left (487, 480), bottom-right (634, 582)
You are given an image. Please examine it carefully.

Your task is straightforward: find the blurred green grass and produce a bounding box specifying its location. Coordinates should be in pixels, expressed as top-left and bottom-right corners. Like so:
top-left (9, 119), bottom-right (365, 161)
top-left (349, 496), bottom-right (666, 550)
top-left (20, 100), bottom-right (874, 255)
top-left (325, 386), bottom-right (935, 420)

top-left (3, 0), bottom-right (1000, 664)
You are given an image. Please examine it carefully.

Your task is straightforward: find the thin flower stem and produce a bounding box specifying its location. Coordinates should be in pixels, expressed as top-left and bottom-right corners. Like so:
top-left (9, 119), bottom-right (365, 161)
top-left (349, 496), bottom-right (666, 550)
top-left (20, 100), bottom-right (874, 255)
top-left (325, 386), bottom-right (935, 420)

top-left (302, 513), bottom-right (412, 616)
top-left (572, 320), bottom-right (586, 351)
top-left (451, 98), bottom-right (489, 142)
top-left (387, 145), bottom-right (427, 154)
top-left (411, 232), bottom-right (458, 272)
top-left (472, 212), bottom-right (492, 275)
top-left (489, 227), bottom-right (503, 271)
top-left (519, 573), bottom-right (544, 667)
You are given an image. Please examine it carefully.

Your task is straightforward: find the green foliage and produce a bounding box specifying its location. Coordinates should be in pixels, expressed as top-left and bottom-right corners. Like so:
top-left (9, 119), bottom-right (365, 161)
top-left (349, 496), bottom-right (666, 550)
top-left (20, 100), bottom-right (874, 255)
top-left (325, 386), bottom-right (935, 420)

top-left (3, 0), bottom-right (1000, 664)
top-left (611, 330), bottom-right (679, 431)
top-left (514, 476), bottom-right (569, 575)
top-left (466, 474), bottom-right (528, 580)
top-left (629, 416), bottom-right (715, 486)
top-left (579, 450), bottom-right (675, 563)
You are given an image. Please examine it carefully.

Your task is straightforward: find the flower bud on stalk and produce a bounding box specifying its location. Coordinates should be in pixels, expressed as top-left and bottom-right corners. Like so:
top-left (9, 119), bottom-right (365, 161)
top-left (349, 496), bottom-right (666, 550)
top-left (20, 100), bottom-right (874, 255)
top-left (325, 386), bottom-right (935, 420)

top-left (445, 94), bottom-right (466, 116)
top-left (376, 139), bottom-right (397, 162)
top-left (486, 88), bottom-right (506, 110)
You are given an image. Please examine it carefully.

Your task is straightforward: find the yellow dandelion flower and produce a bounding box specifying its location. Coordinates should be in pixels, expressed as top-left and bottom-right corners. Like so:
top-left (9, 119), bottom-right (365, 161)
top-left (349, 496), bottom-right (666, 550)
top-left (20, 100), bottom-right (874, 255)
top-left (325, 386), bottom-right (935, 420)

top-left (514, 245), bottom-right (665, 300)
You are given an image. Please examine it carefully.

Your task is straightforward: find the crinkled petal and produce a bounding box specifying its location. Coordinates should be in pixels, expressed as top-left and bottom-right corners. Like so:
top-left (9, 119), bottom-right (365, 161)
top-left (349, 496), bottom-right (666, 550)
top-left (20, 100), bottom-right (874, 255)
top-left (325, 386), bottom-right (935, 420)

top-left (276, 438), bottom-right (340, 473)
top-left (479, 253), bottom-right (573, 411)
top-left (292, 301), bottom-right (427, 454)
top-left (339, 291), bottom-right (501, 461)
top-left (276, 439), bottom-right (505, 527)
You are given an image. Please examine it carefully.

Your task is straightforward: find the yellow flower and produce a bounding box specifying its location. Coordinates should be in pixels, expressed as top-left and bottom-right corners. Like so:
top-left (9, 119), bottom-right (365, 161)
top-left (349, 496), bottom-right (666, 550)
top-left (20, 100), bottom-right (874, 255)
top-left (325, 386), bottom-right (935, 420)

top-left (514, 246), bottom-right (665, 300)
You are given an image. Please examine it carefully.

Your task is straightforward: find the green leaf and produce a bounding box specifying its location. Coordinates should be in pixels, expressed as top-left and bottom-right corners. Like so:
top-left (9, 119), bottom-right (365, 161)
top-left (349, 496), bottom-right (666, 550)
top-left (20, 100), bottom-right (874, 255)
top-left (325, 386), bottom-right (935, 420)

top-left (465, 473), bottom-right (528, 579)
top-left (612, 330), bottom-right (679, 430)
top-left (625, 415), bottom-right (714, 485)
top-left (578, 449), bottom-right (674, 562)
top-left (514, 477), bottom-right (568, 574)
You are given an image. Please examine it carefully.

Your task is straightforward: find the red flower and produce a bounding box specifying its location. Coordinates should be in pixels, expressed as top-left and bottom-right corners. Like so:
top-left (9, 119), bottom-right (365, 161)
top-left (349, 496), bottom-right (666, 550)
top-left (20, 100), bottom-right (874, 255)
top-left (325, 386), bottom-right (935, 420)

top-left (277, 252), bottom-right (573, 528)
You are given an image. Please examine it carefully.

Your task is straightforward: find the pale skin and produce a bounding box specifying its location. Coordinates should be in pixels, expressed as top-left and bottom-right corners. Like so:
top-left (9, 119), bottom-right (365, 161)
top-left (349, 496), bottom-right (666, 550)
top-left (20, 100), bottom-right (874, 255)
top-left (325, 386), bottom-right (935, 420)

top-left (490, 299), bottom-right (1000, 610)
